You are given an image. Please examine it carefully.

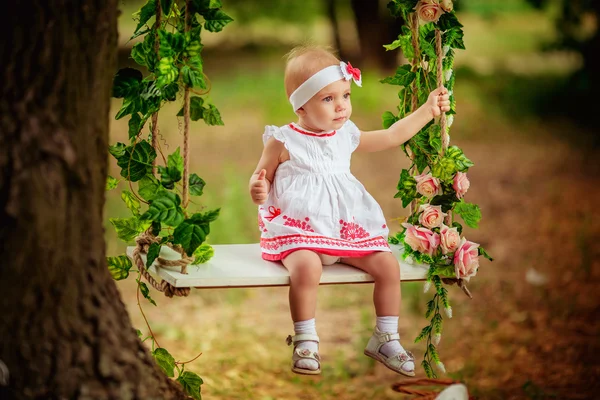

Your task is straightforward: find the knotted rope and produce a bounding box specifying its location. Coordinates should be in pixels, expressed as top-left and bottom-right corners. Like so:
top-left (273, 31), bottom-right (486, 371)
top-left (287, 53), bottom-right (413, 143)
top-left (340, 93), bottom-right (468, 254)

top-left (132, 230), bottom-right (193, 297)
top-left (392, 378), bottom-right (473, 399)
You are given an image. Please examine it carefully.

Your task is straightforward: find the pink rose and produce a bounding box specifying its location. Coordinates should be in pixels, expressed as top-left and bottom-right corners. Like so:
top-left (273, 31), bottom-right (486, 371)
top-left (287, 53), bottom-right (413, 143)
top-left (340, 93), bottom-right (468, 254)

top-left (441, 0), bottom-right (453, 12)
top-left (418, 204), bottom-right (447, 229)
top-left (414, 173), bottom-right (442, 199)
top-left (439, 224), bottom-right (460, 254)
top-left (402, 223), bottom-right (440, 257)
top-left (414, 0), bottom-right (443, 24)
top-left (453, 237), bottom-right (480, 281)
top-left (453, 172), bottom-right (470, 199)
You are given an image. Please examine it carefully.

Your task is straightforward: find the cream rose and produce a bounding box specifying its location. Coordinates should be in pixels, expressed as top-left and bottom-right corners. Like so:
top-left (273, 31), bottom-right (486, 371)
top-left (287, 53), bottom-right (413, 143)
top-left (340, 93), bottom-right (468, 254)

top-left (418, 204), bottom-right (447, 229)
top-left (414, 0), bottom-right (443, 24)
top-left (453, 237), bottom-right (480, 281)
top-left (453, 172), bottom-right (470, 199)
top-left (414, 173), bottom-right (442, 198)
top-left (441, 0), bottom-right (453, 12)
top-left (402, 223), bottom-right (440, 257)
top-left (439, 224), bottom-right (460, 254)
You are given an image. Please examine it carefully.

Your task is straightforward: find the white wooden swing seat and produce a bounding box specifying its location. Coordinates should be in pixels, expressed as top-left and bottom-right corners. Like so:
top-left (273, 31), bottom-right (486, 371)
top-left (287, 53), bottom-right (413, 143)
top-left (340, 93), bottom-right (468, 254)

top-left (126, 243), bottom-right (428, 289)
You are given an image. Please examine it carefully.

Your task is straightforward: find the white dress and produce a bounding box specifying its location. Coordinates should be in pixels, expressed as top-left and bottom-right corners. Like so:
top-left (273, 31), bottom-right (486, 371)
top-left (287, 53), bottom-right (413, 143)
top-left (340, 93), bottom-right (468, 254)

top-left (258, 120), bottom-right (391, 261)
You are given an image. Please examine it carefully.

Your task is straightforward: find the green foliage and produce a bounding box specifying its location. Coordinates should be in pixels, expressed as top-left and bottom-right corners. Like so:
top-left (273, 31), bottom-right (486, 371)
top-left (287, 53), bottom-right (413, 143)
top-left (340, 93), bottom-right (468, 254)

top-left (137, 279), bottom-right (157, 306)
top-left (177, 371), bottom-right (204, 400)
top-left (152, 347), bottom-right (176, 377)
top-left (454, 199), bottom-right (482, 228)
top-left (107, 255), bottom-right (133, 280)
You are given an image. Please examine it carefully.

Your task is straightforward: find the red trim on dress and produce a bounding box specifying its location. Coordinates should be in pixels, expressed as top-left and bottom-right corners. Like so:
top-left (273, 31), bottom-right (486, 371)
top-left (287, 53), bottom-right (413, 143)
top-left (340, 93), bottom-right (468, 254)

top-left (289, 123), bottom-right (336, 137)
top-left (260, 234), bottom-right (390, 254)
top-left (262, 248), bottom-right (382, 261)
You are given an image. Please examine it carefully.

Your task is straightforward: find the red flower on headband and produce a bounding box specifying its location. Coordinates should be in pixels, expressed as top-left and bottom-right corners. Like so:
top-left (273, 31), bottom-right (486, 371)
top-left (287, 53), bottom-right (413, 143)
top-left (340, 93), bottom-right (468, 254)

top-left (340, 61), bottom-right (362, 87)
top-left (345, 62), bottom-right (361, 81)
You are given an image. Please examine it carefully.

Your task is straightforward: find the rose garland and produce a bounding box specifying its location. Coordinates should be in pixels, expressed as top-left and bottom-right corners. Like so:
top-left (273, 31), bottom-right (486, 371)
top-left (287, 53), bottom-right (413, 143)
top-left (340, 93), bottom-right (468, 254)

top-left (383, 0), bottom-right (493, 378)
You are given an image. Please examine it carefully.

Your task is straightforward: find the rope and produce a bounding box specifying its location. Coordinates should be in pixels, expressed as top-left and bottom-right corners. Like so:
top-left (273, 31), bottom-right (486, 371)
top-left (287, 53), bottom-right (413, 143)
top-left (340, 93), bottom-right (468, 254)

top-left (132, 230), bottom-right (192, 297)
top-left (391, 378), bottom-right (474, 399)
top-left (182, 0), bottom-right (191, 208)
top-left (408, 12), bottom-right (421, 216)
top-left (435, 29), bottom-right (448, 153)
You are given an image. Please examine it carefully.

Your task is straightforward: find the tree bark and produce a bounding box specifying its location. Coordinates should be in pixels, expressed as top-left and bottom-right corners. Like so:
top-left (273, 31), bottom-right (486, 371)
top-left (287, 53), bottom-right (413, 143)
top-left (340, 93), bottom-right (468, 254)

top-left (0, 2), bottom-right (187, 399)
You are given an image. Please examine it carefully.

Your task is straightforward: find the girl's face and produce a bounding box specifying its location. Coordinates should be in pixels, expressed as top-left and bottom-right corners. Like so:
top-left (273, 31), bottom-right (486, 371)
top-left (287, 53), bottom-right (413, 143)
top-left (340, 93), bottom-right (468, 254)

top-left (297, 79), bottom-right (352, 132)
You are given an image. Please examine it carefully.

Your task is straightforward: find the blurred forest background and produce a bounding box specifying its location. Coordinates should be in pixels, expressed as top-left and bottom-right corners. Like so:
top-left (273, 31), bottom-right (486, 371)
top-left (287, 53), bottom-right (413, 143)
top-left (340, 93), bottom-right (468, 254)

top-left (108, 0), bottom-right (599, 399)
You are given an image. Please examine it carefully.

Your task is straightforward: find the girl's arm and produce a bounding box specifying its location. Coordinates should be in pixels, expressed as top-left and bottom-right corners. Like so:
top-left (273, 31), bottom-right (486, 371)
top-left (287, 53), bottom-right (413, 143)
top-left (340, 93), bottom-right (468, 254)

top-left (249, 137), bottom-right (284, 204)
top-left (356, 86), bottom-right (450, 153)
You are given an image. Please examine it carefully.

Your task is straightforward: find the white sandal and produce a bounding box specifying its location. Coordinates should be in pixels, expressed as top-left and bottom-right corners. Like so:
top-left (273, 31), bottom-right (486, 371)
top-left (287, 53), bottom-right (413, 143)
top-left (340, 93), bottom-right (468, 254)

top-left (286, 334), bottom-right (321, 375)
top-left (364, 326), bottom-right (415, 377)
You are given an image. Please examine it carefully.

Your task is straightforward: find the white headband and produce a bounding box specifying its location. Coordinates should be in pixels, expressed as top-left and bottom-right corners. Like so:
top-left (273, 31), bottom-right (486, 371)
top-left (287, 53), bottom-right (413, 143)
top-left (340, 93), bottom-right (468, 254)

top-left (289, 61), bottom-right (362, 111)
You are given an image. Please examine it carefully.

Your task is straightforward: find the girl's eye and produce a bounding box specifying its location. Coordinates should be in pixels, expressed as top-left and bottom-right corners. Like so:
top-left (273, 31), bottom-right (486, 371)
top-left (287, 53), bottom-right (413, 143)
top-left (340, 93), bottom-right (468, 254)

top-left (323, 96), bottom-right (333, 102)
top-left (344, 93), bottom-right (351, 99)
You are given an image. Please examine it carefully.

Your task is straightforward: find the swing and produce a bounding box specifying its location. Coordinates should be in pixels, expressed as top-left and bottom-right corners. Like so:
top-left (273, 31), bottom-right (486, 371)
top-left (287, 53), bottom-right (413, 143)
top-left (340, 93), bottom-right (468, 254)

top-left (125, 243), bottom-right (428, 289)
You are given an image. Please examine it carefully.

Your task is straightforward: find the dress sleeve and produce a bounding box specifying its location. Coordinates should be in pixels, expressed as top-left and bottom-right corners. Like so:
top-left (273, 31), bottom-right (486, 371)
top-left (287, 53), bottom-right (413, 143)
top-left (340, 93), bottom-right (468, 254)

top-left (345, 120), bottom-right (361, 152)
top-left (262, 125), bottom-right (288, 150)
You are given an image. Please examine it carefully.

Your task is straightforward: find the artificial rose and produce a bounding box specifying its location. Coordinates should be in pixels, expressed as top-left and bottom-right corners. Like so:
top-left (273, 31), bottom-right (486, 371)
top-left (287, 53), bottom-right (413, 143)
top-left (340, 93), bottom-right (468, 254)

top-left (418, 204), bottom-right (448, 229)
top-left (453, 171), bottom-right (470, 199)
top-left (441, 0), bottom-right (453, 12)
top-left (453, 237), bottom-right (480, 281)
top-left (402, 223), bottom-right (440, 257)
top-left (414, 0), bottom-right (443, 24)
top-left (414, 172), bottom-right (442, 198)
top-left (439, 224), bottom-right (460, 254)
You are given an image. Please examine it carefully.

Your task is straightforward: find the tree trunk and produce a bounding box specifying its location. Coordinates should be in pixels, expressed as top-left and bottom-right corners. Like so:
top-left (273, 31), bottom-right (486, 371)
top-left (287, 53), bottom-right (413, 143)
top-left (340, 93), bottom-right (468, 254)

top-left (0, 2), bottom-right (187, 399)
top-left (349, 0), bottom-right (404, 71)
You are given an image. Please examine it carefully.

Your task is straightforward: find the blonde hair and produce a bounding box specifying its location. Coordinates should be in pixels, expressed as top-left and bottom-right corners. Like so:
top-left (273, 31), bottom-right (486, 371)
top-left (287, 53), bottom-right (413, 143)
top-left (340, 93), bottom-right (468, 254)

top-left (284, 44), bottom-right (341, 98)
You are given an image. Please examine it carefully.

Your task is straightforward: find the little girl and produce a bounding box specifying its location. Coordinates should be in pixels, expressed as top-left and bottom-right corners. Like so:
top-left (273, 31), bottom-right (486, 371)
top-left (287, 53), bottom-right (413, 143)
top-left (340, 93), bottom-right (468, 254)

top-left (249, 45), bottom-right (450, 376)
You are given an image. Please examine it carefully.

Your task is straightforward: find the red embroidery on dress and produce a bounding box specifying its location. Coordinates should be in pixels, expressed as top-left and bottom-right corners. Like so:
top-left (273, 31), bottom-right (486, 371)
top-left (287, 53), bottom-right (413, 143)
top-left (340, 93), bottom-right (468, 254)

top-left (283, 215), bottom-right (315, 232)
top-left (289, 123), bottom-right (336, 137)
top-left (258, 214), bottom-right (267, 233)
top-left (382, 224), bottom-right (387, 229)
top-left (339, 218), bottom-right (369, 240)
top-left (260, 234), bottom-right (389, 251)
top-left (265, 206), bottom-right (281, 221)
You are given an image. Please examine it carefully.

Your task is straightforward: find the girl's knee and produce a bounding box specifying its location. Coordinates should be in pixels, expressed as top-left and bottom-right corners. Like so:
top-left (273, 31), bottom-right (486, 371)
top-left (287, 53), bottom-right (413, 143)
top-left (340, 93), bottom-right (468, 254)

top-left (371, 256), bottom-right (400, 281)
top-left (284, 251), bottom-right (323, 285)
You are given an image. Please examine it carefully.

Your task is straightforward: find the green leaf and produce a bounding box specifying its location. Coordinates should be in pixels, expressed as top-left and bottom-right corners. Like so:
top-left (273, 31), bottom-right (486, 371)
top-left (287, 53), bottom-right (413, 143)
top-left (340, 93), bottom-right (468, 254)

top-left (152, 348), bottom-right (175, 377)
top-left (479, 246), bottom-right (493, 261)
top-left (422, 359), bottom-right (435, 379)
top-left (168, 147), bottom-right (184, 176)
top-left (121, 190), bottom-right (141, 215)
top-left (451, 221), bottom-right (463, 235)
top-left (420, 254), bottom-right (434, 264)
top-left (134, 0), bottom-right (157, 34)
top-left (128, 113), bottom-right (144, 140)
top-left (437, 12), bottom-right (463, 31)
top-left (193, 243), bottom-right (214, 264)
top-left (382, 111), bottom-right (399, 129)
top-left (202, 104), bottom-right (224, 126)
top-left (429, 125), bottom-right (442, 153)
top-left (147, 242), bottom-right (162, 267)
top-left (138, 279), bottom-right (157, 306)
top-left (163, 82), bottom-right (179, 102)
top-left (113, 68), bottom-right (143, 98)
top-left (420, 39), bottom-right (437, 60)
top-left (109, 217), bottom-right (152, 242)
top-left (136, 329), bottom-right (143, 338)
top-left (453, 199), bottom-right (481, 228)
top-left (425, 299), bottom-right (435, 319)
top-left (141, 191), bottom-right (185, 227)
top-left (414, 325), bottom-right (431, 343)
top-left (116, 141), bottom-right (157, 182)
top-left (160, 0), bottom-right (173, 14)
top-left (446, 146), bottom-right (474, 172)
top-left (203, 9), bottom-right (233, 32)
top-left (181, 65), bottom-right (207, 90)
top-left (155, 57), bottom-right (178, 88)
top-left (109, 142), bottom-right (127, 159)
top-left (431, 156), bottom-right (456, 182)
top-left (443, 28), bottom-right (465, 50)
top-left (178, 96), bottom-right (204, 120)
top-left (173, 221), bottom-right (207, 256)
top-left (380, 65), bottom-right (415, 87)
top-left (106, 255), bottom-right (133, 280)
top-left (189, 173), bottom-right (206, 196)
top-left (138, 175), bottom-right (162, 201)
top-left (131, 43), bottom-right (147, 67)
top-left (151, 221), bottom-right (162, 236)
top-left (383, 38), bottom-right (402, 51)
top-left (106, 176), bottom-right (119, 191)
top-left (177, 371), bottom-right (204, 400)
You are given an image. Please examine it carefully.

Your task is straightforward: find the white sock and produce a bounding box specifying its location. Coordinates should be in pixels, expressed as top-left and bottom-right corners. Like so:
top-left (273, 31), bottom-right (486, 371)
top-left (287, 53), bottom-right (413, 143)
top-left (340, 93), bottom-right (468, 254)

top-left (376, 316), bottom-right (414, 373)
top-left (293, 318), bottom-right (319, 371)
